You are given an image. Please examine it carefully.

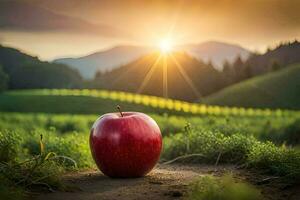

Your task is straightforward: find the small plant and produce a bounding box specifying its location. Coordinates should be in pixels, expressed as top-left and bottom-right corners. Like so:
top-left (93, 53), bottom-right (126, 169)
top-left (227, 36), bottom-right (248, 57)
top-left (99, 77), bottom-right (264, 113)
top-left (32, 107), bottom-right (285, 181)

top-left (0, 131), bottom-right (21, 163)
top-left (184, 123), bottom-right (192, 154)
top-left (0, 132), bottom-right (78, 199)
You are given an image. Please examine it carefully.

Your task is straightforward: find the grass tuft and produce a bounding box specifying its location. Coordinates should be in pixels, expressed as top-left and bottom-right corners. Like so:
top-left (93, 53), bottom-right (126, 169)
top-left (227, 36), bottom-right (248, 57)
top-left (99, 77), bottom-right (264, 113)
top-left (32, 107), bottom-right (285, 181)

top-left (188, 174), bottom-right (263, 200)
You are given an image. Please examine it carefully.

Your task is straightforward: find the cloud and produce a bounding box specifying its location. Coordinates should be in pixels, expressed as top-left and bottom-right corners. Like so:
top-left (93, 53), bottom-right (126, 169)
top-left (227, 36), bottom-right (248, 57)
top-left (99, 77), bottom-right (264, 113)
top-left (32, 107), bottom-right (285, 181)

top-left (3, 0), bottom-right (299, 41)
top-left (0, 1), bottom-right (129, 38)
top-left (27, 0), bottom-right (300, 44)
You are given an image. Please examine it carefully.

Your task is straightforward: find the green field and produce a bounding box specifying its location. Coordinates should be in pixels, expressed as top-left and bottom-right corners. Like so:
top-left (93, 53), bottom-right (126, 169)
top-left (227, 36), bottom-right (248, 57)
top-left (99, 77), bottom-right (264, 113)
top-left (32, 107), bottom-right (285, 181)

top-left (1, 89), bottom-right (298, 117)
top-left (203, 64), bottom-right (300, 109)
top-left (1, 89), bottom-right (300, 199)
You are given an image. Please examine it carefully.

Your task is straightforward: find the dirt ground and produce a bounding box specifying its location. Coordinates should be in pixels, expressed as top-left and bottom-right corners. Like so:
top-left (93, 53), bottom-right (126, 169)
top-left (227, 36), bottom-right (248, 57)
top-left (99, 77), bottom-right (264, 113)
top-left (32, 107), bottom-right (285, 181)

top-left (34, 164), bottom-right (300, 200)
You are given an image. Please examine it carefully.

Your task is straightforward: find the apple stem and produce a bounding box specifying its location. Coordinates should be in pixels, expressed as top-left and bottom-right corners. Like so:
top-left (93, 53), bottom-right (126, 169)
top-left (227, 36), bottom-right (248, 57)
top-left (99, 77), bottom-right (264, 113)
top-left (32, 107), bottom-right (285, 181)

top-left (117, 105), bottom-right (124, 117)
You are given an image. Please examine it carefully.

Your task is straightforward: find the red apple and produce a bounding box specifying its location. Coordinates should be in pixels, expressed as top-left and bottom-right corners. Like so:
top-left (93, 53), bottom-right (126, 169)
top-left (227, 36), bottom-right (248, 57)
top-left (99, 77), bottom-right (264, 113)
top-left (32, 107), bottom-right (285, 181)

top-left (89, 108), bottom-right (162, 178)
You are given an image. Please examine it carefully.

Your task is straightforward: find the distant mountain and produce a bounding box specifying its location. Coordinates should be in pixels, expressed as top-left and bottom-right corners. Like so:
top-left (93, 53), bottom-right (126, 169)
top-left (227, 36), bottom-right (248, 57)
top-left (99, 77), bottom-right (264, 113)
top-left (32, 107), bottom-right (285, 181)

top-left (0, 45), bottom-right (82, 89)
top-left (54, 41), bottom-right (251, 79)
top-left (93, 52), bottom-right (226, 102)
top-left (54, 46), bottom-right (154, 79)
top-left (0, 0), bottom-right (124, 36)
top-left (202, 63), bottom-right (300, 109)
top-left (179, 41), bottom-right (251, 69)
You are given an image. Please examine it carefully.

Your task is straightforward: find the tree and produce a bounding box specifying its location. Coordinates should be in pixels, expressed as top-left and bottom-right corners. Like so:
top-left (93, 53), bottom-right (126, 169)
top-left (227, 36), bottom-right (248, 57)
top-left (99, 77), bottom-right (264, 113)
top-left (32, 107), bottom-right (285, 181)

top-left (244, 64), bottom-right (252, 79)
top-left (232, 55), bottom-right (244, 82)
top-left (222, 60), bottom-right (235, 84)
top-left (222, 60), bottom-right (231, 73)
top-left (0, 65), bottom-right (9, 92)
top-left (95, 71), bottom-right (103, 79)
top-left (271, 61), bottom-right (281, 71)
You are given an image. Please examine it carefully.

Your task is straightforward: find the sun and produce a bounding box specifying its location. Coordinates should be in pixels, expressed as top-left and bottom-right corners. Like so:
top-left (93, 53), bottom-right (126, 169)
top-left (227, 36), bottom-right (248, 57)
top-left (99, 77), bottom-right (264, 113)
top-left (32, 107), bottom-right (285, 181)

top-left (159, 39), bottom-right (173, 53)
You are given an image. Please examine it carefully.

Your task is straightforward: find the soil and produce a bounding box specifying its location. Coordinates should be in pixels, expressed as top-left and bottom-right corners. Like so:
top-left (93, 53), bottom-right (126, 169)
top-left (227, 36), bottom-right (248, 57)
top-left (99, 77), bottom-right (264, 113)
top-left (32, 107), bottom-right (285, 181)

top-left (34, 164), bottom-right (300, 200)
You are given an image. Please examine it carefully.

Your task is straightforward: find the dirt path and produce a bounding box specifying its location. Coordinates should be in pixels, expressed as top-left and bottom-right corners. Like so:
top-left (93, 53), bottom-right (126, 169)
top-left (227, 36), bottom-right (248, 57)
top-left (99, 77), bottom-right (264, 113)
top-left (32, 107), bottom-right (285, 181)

top-left (34, 164), bottom-right (299, 200)
top-left (34, 164), bottom-right (228, 200)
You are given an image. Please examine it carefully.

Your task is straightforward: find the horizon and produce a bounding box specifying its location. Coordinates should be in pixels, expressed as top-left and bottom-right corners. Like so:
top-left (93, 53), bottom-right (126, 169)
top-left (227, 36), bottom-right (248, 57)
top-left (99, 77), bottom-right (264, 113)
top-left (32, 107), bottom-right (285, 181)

top-left (2, 40), bottom-right (247, 60)
top-left (1, 39), bottom-right (296, 62)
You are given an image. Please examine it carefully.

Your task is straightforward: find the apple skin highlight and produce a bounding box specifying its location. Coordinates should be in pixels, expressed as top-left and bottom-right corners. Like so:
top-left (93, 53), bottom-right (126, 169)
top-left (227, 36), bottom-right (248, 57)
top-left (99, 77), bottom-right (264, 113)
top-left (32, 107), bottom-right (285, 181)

top-left (90, 112), bottom-right (162, 178)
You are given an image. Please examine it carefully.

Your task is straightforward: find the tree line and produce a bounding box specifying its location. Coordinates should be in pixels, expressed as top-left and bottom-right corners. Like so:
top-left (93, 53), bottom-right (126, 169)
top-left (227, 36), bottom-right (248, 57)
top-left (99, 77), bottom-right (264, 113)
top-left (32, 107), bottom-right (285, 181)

top-left (0, 45), bottom-right (82, 91)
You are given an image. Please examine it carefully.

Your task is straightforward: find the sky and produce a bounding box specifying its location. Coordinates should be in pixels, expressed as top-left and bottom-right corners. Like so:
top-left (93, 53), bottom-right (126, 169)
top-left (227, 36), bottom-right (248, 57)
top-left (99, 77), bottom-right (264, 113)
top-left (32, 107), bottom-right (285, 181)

top-left (0, 0), bottom-right (299, 60)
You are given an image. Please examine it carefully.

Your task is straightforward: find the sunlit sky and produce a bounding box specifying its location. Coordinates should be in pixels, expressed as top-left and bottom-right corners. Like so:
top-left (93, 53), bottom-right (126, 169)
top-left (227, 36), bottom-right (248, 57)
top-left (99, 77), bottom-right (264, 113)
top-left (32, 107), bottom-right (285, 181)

top-left (0, 0), bottom-right (299, 60)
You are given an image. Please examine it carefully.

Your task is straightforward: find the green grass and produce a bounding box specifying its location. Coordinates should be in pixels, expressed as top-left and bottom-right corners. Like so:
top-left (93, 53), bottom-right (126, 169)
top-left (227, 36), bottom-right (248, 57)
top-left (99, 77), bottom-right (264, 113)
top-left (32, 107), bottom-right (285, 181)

top-left (163, 125), bottom-right (300, 180)
top-left (0, 93), bottom-right (163, 115)
top-left (1, 111), bottom-right (300, 199)
top-left (203, 64), bottom-right (300, 109)
top-left (1, 89), bottom-right (300, 198)
top-left (1, 111), bottom-right (299, 144)
top-left (1, 112), bottom-right (299, 175)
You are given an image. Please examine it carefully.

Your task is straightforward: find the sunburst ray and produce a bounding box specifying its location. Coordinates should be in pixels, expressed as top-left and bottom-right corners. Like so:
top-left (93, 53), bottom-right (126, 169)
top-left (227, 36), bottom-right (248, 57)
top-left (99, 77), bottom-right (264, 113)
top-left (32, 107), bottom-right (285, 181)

top-left (111, 55), bottom-right (152, 87)
top-left (137, 54), bottom-right (162, 94)
top-left (170, 54), bottom-right (202, 99)
top-left (163, 54), bottom-right (168, 98)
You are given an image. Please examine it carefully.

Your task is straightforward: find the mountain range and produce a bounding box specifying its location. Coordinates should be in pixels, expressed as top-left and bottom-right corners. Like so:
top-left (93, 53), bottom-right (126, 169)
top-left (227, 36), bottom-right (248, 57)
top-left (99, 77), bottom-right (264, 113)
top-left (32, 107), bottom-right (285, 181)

top-left (54, 41), bottom-right (251, 79)
top-left (54, 46), bottom-right (154, 79)
top-left (88, 41), bottom-right (300, 102)
top-left (178, 41), bottom-right (250, 69)
top-left (1, 41), bottom-right (299, 103)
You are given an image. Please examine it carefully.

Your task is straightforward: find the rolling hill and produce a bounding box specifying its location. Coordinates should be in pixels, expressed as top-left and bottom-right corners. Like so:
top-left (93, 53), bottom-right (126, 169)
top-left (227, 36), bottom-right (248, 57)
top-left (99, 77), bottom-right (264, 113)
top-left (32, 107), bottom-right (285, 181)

top-left (245, 40), bottom-right (300, 76)
top-left (54, 41), bottom-right (251, 79)
top-left (93, 52), bottom-right (226, 102)
top-left (202, 64), bottom-right (300, 109)
top-left (0, 44), bottom-right (82, 89)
